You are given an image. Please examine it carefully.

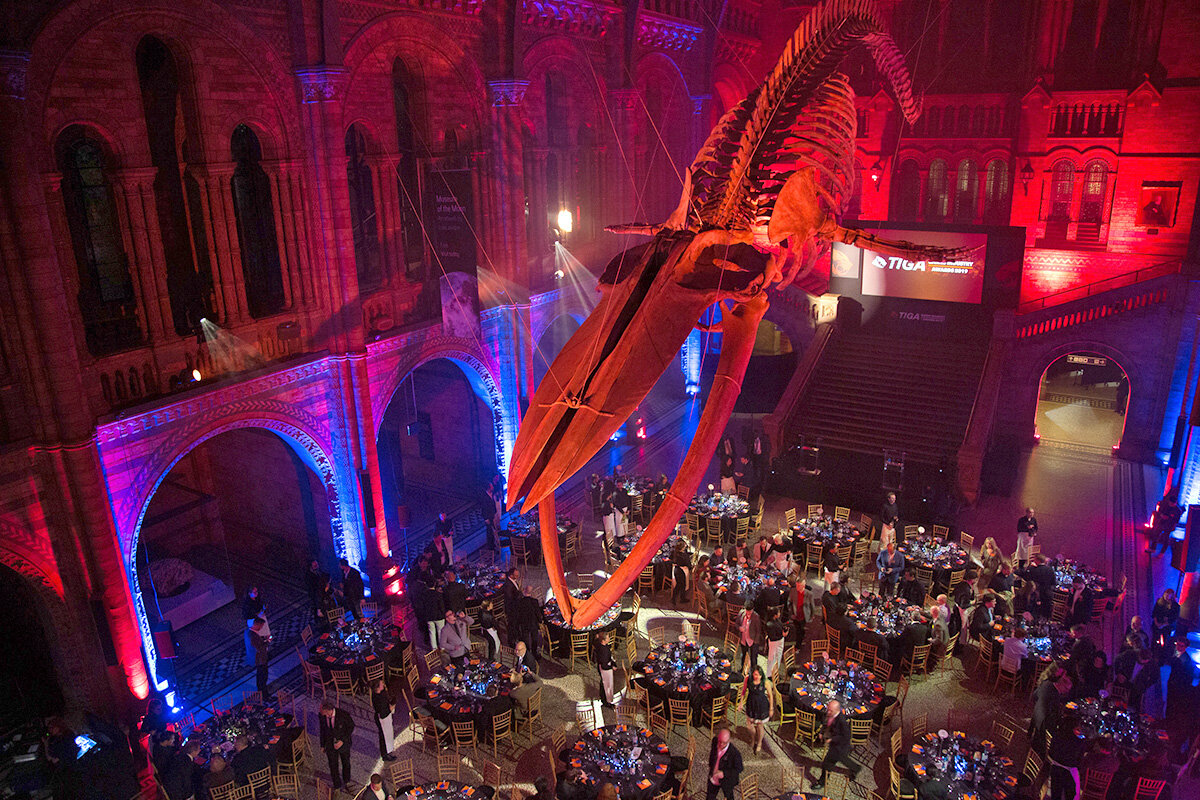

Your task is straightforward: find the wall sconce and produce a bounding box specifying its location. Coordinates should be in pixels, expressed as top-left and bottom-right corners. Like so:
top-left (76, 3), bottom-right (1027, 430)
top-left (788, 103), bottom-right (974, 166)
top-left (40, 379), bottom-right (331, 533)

top-left (1020, 160), bottom-right (1035, 195)
top-left (869, 158), bottom-right (886, 190)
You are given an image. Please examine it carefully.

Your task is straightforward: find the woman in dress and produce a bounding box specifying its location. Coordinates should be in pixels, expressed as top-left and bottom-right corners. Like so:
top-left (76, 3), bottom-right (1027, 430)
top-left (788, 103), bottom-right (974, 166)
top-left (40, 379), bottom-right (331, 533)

top-left (977, 537), bottom-right (1003, 598)
top-left (739, 666), bottom-right (774, 754)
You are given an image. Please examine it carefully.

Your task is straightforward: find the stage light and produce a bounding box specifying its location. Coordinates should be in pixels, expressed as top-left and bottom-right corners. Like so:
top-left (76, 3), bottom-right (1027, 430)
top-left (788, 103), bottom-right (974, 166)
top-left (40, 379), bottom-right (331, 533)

top-left (554, 269), bottom-right (565, 280)
top-left (557, 208), bottom-right (573, 234)
top-left (191, 369), bottom-right (202, 382)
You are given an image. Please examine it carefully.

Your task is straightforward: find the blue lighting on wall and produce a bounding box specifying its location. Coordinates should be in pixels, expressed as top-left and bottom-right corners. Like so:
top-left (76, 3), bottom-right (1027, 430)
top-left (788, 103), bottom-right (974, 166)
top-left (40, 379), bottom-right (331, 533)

top-left (681, 328), bottom-right (701, 396)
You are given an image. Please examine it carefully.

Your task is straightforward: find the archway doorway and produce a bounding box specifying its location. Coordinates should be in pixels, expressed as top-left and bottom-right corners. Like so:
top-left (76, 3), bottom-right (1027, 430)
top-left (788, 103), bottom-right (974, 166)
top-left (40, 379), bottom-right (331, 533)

top-left (735, 319), bottom-right (797, 414)
top-left (533, 314), bottom-right (582, 389)
top-left (0, 564), bottom-right (63, 718)
top-left (136, 428), bottom-right (334, 705)
top-left (1034, 351), bottom-right (1128, 451)
top-left (377, 358), bottom-right (499, 560)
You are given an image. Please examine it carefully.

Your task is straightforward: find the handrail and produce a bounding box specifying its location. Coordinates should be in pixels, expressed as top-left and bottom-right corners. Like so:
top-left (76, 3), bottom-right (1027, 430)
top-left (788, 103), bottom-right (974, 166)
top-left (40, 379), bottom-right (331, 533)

top-left (1018, 260), bottom-right (1181, 314)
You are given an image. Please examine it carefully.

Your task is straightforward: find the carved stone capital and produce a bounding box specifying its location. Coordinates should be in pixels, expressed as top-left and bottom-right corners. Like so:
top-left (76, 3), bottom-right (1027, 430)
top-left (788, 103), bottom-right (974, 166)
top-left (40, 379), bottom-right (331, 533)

top-left (0, 50), bottom-right (30, 100)
top-left (609, 89), bottom-right (639, 113)
top-left (296, 66), bottom-right (349, 104)
top-left (488, 79), bottom-right (531, 108)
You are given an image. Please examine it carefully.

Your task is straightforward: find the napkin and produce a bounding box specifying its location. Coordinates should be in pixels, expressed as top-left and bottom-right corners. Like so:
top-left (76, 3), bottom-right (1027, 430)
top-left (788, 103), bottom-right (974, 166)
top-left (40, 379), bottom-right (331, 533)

top-left (912, 745), bottom-right (924, 755)
top-left (637, 780), bottom-right (652, 789)
top-left (439, 702), bottom-right (453, 710)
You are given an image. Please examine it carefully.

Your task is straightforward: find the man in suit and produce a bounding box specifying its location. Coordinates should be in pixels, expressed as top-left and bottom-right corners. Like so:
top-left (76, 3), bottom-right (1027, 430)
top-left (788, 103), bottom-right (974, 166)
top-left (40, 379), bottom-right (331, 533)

top-left (1067, 625), bottom-right (1097, 681)
top-left (443, 570), bottom-right (468, 615)
top-left (514, 585), bottom-right (543, 659)
top-left (1064, 577), bottom-right (1093, 627)
top-left (812, 700), bottom-right (857, 790)
top-left (248, 616), bottom-right (273, 700)
top-left (595, 631), bottom-right (615, 707)
top-left (968, 595), bottom-right (996, 639)
top-left (900, 608), bottom-right (931, 666)
top-left (1016, 508), bottom-right (1038, 568)
top-left (897, 568), bottom-right (926, 607)
top-left (339, 559), bottom-right (365, 620)
top-left (438, 609), bottom-right (473, 664)
top-left (364, 773), bottom-right (394, 800)
top-left (1020, 556), bottom-right (1056, 617)
top-left (163, 739), bottom-right (202, 800)
top-left (857, 618), bottom-right (891, 666)
top-left (876, 541), bottom-right (905, 598)
top-left (706, 726), bottom-right (743, 800)
top-left (319, 700), bottom-right (356, 791)
top-left (754, 577), bottom-right (783, 618)
top-left (230, 734), bottom-right (271, 785)
top-left (1029, 670), bottom-right (1070, 754)
top-left (821, 582), bottom-right (850, 631)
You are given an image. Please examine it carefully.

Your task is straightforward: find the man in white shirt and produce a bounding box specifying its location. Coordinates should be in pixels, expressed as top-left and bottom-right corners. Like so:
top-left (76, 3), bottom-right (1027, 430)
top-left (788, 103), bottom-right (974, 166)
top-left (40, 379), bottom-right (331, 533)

top-left (1003, 628), bottom-right (1029, 664)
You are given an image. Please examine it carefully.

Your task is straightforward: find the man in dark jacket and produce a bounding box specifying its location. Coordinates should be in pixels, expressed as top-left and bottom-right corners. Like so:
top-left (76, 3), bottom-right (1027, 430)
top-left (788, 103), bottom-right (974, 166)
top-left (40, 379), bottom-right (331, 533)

top-left (230, 734), bottom-right (271, 784)
top-left (821, 582), bottom-right (851, 631)
top-left (1020, 556), bottom-right (1056, 617)
top-left (249, 616), bottom-right (272, 700)
top-left (812, 700), bottom-right (857, 789)
top-left (706, 726), bottom-right (743, 800)
top-left (442, 570), bottom-right (468, 615)
top-left (1030, 670), bottom-right (1070, 754)
top-left (1064, 577), bottom-right (1093, 628)
top-left (340, 559), bottom-right (365, 620)
top-left (319, 700), bottom-right (356, 790)
top-left (856, 618), bottom-right (891, 666)
top-left (513, 585), bottom-right (543, 658)
top-left (595, 631), bottom-right (615, 707)
top-left (897, 569), bottom-right (926, 607)
top-left (163, 740), bottom-right (201, 800)
top-left (967, 595), bottom-right (996, 640)
top-left (753, 578), bottom-right (783, 618)
top-left (899, 609), bottom-right (931, 666)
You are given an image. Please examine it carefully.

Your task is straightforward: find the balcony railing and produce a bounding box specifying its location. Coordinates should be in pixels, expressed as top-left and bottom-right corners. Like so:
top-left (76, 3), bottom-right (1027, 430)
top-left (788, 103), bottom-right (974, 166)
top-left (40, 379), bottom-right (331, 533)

top-left (1017, 260), bottom-right (1181, 315)
top-left (1048, 103), bottom-right (1122, 138)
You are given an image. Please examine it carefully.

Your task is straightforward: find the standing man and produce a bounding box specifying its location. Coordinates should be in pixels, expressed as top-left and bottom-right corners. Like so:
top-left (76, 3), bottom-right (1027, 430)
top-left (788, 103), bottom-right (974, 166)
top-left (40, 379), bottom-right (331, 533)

top-left (434, 513), bottom-right (455, 566)
top-left (876, 541), bottom-right (905, 597)
top-left (305, 560), bottom-right (327, 623)
top-left (438, 609), bottom-right (473, 665)
top-left (249, 616), bottom-right (272, 700)
top-left (600, 490), bottom-right (617, 544)
top-left (880, 492), bottom-right (900, 548)
top-left (595, 631), bottom-right (615, 708)
top-left (339, 559), bottom-right (365, 620)
top-left (1016, 508), bottom-right (1038, 569)
top-left (319, 700), bottom-right (356, 792)
top-left (706, 726), bottom-right (743, 800)
top-left (371, 677), bottom-right (397, 761)
top-left (1148, 489), bottom-right (1183, 557)
top-left (812, 699), bottom-right (858, 790)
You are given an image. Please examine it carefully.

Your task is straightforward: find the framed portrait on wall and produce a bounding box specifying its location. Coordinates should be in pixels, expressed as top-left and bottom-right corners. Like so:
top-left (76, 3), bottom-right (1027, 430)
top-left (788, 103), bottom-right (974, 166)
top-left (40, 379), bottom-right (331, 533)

top-left (1135, 181), bottom-right (1181, 227)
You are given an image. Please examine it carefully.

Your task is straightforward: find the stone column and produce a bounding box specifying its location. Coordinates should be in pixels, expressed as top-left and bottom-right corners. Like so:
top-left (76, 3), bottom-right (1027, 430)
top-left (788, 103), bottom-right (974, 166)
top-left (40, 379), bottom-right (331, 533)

top-left (195, 162), bottom-right (250, 326)
top-left (296, 65), bottom-right (390, 579)
top-left (0, 49), bottom-right (148, 710)
top-left (114, 167), bottom-right (173, 342)
top-left (487, 79), bottom-right (530, 287)
top-left (689, 95), bottom-right (711, 158)
top-left (263, 160), bottom-right (298, 310)
top-left (608, 89), bottom-right (640, 227)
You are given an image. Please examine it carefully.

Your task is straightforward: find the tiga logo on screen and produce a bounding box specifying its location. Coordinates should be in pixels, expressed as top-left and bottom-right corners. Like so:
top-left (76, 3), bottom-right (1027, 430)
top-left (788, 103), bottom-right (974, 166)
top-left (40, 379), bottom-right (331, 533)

top-left (871, 255), bottom-right (926, 271)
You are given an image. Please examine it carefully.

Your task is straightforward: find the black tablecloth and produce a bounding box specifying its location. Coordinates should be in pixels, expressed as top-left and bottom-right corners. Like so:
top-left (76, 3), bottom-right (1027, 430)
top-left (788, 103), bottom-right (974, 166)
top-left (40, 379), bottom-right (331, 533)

top-left (989, 616), bottom-right (1070, 672)
top-left (507, 513), bottom-right (576, 564)
top-left (898, 536), bottom-right (976, 591)
top-left (689, 493), bottom-right (751, 541)
top-left (633, 642), bottom-right (740, 716)
top-left (711, 563), bottom-right (790, 608)
top-left (561, 725), bottom-right (673, 800)
top-left (611, 531), bottom-right (691, 586)
top-left (418, 658), bottom-right (514, 735)
top-left (189, 700), bottom-right (299, 767)
top-left (907, 731), bottom-right (1018, 800)
top-left (788, 517), bottom-right (863, 553)
top-left (543, 589), bottom-right (622, 655)
top-left (1051, 559), bottom-right (1116, 599)
top-left (788, 658), bottom-right (884, 721)
top-left (307, 620), bottom-right (405, 681)
top-left (1065, 697), bottom-right (1170, 759)
top-left (406, 781), bottom-right (487, 800)
top-left (461, 565), bottom-right (508, 606)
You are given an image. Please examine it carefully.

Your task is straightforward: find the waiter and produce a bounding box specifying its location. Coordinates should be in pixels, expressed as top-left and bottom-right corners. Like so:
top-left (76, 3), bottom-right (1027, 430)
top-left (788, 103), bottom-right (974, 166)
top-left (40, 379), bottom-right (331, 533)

top-left (1016, 507), bottom-right (1038, 569)
top-left (595, 631), bottom-right (615, 708)
top-left (880, 492), bottom-right (900, 548)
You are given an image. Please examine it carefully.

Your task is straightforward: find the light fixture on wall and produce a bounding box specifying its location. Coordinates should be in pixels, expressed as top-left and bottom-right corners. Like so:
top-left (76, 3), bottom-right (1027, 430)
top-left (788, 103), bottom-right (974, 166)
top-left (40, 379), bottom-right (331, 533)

top-left (556, 208), bottom-right (574, 234)
top-left (1020, 160), bottom-right (1035, 195)
top-left (869, 158), bottom-right (886, 190)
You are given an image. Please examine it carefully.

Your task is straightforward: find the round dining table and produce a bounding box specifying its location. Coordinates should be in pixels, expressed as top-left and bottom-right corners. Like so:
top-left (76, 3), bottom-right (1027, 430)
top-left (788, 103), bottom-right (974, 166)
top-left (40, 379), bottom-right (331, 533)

top-left (1051, 558), bottom-right (1117, 598)
top-left (418, 658), bottom-right (515, 734)
top-left (788, 657), bottom-right (884, 721)
top-left (405, 781), bottom-right (488, 800)
top-left (508, 512), bottom-right (577, 564)
top-left (461, 564), bottom-right (508, 606)
top-left (1066, 696), bottom-right (1170, 759)
top-left (689, 492), bottom-right (750, 541)
top-left (788, 516), bottom-right (863, 555)
top-left (845, 593), bottom-right (920, 660)
top-left (187, 699), bottom-right (299, 767)
top-left (307, 618), bottom-right (405, 682)
top-left (898, 536), bottom-right (976, 591)
top-left (711, 562), bottom-right (790, 609)
top-left (907, 730), bottom-right (1019, 800)
top-left (989, 615), bottom-right (1071, 673)
top-left (543, 588), bottom-right (623, 655)
top-left (560, 724), bottom-right (673, 800)
top-left (633, 641), bottom-right (741, 720)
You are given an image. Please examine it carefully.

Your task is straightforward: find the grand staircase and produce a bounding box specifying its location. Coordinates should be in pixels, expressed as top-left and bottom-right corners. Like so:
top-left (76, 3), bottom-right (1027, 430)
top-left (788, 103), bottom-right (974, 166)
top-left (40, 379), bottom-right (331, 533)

top-left (790, 332), bottom-right (989, 465)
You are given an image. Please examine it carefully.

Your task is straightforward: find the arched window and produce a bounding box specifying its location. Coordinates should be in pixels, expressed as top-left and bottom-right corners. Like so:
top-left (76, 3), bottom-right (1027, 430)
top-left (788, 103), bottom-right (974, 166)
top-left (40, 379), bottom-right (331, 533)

top-left (56, 131), bottom-right (141, 354)
top-left (926, 107), bottom-right (940, 137)
top-left (345, 124), bottom-right (382, 290)
top-left (954, 159), bottom-right (978, 222)
top-left (983, 158), bottom-right (1010, 224)
top-left (1049, 159), bottom-right (1075, 221)
top-left (136, 36), bottom-right (212, 335)
top-left (926, 159), bottom-right (949, 221)
top-left (1079, 160), bottom-right (1109, 223)
top-left (891, 159), bottom-right (921, 221)
top-left (392, 60), bottom-right (424, 280)
top-left (230, 125), bottom-right (285, 318)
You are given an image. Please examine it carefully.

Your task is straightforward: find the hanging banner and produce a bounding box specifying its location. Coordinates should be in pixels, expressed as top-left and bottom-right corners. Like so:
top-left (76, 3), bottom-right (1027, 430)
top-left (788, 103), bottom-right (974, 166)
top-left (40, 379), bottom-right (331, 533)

top-left (428, 168), bottom-right (480, 338)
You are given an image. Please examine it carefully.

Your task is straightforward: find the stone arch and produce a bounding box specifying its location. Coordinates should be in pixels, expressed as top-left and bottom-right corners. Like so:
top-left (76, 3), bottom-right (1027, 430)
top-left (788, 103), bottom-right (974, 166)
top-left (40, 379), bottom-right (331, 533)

top-left (122, 409), bottom-right (355, 684)
top-left (28, 0), bottom-right (301, 172)
top-left (520, 35), bottom-right (605, 144)
top-left (1016, 339), bottom-right (1138, 446)
top-left (0, 517), bottom-right (64, 600)
top-left (373, 336), bottom-right (509, 475)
